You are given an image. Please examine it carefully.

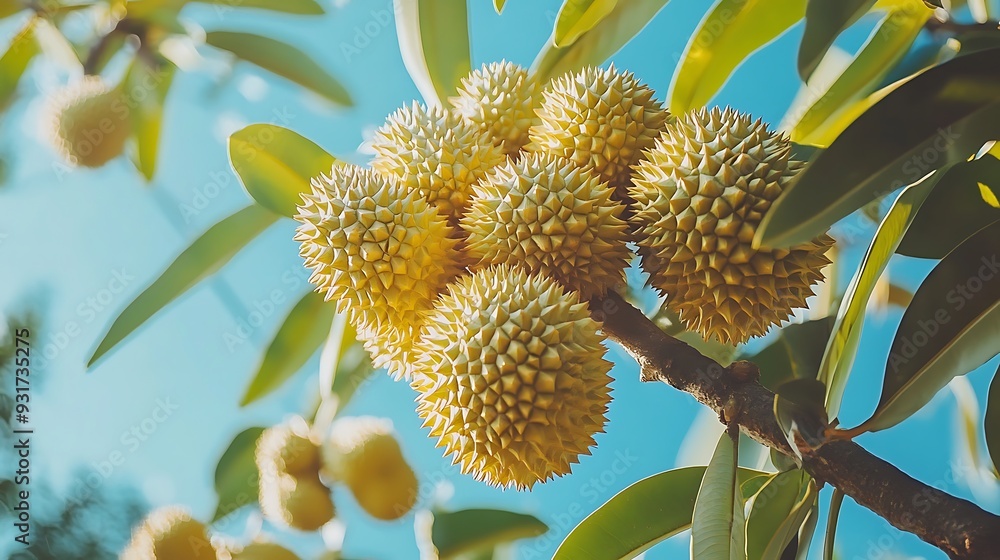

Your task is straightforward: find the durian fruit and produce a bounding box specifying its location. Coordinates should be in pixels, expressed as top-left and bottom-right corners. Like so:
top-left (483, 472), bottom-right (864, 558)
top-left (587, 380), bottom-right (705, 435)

top-left (371, 102), bottom-right (506, 222)
top-left (258, 471), bottom-right (335, 532)
top-left (630, 107), bottom-right (834, 345)
top-left (44, 76), bottom-right (129, 168)
top-left (529, 65), bottom-right (669, 199)
top-left (232, 542), bottom-right (300, 560)
top-left (295, 165), bottom-right (462, 379)
top-left (120, 506), bottom-right (217, 560)
top-left (412, 265), bottom-right (612, 490)
top-left (451, 61), bottom-right (540, 155)
top-left (321, 416), bottom-right (419, 520)
top-left (462, 153), bottom-right (631, 299)
top-left (255, 422), bottom-right (321, 477)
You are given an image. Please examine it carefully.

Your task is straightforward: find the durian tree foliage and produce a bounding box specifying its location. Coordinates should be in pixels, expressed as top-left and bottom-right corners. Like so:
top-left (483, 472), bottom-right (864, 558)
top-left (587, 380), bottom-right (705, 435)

top-left (6, 0), bottom-right (1000, 558)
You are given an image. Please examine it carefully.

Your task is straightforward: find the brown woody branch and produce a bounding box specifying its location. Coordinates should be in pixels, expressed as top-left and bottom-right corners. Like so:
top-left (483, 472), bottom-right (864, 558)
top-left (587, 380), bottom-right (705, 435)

top-left (590, 291), bottom-right (1000, 559)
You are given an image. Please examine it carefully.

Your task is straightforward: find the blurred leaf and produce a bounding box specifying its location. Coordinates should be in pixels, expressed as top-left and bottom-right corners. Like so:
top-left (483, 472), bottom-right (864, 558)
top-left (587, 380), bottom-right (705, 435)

top-left (818, 178), bottom-right (935, 418)
top-left (985, 362), bottom-right (1000, 476)
top-left (554, 0), bottom-right (619, 47)
top-left (229, 124), bottom-right (337, 217)
top-left (240, 291), bottom-right (336, 406)
top-left (950, 376), bottom-right (983, 469)
top-left (669, 0), bottom-right (805, 114)
top-left (205, 31), bottom-right (352, 105)
top-left (789, 4), bottom-right (930, 144)
top-left (757, 47), bottom-right (1000, 249)
top-left (431, 509), bottom-right (548, 560)
top-left (88, 30), bottom-right (128, 75)
top-left (127, 59), bottom-right (176, 181)
top-left (0, 17), bottom-right (39, 106)
top-left (676, 330), bottom-right (738, 367)
top-left (859, 220), bottom-right (1000, 432)
top-left (745, 317), bottom-right (835, 392)
top-left (393, 0), bottom-right (470, 107)
top-left (691, 431), bottom-right (745, 560)
top-left (33, 17), bottom-right (82, 71)
top-left (745, 469), bottom-right (811, 560)
top-left (192, 0), bottom-right (324, 14)
top-left (211, 426), bottom-right (265, 521)
top-left (897, 154), bottom-right (1000, 258)
top-left (555, 466), bottom-right (767, 560)
top-left (823, 489), bottom-right (845, 560)
top-left (0, 0), bottom-right (25, 19)
top-left (329, 341), bottom-right (374, 413)
top-left (531, 0), bottom-right (669, 83)
top-left (87, 205), bottom-right (278, 367)
top-left (795, 501), bottom-right (820, 560)
top-left (493, 0), bottom-right (506, 13)
top-left (981, 182), bottom-right (1000, 208)
top-left (798, 0), bottom-right (876, 81)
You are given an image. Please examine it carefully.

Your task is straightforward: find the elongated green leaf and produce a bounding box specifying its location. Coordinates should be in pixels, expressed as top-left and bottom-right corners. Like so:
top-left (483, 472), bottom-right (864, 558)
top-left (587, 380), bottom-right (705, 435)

top-left (985, 363), bottom-right (1000, 476)
top-left (823, 489), bottom-right (845, 560)
top-left (555, 467), bottom-right (767, 560)
top-left (757, 47), bottom-right (1000, 249)
top-left (493, 0), bottom-right (506, 14)
top-left (0, 0), bottom-right (25, 19)
top-left (692, 431), bottom-right (745, 560)
top-left (745, 470), bottom-right (811, 560)
top-left (205, 31), bottom-right (352, 106)
top-left (798, 0), bottom-right (876, 81)
top-left (87, 205), bottom-right (278, 367)
top-left (669, 0), bottom-right (805, 114)
top-left (795, 501), bottom-right (820, 560)
top-left (240, 291), bottom-right (336, 406)
top-left (789, 4), bottom-right (929, 143)
top-left (319, 312), bottom-right (353, 395)
top-left (127, 59), bottom-right (176, 181)
top-left (950, 376), bottom-right (983, 470)
top-left (531, 0), bottom-right (669, 83)
top-left (0, 17), bottom-right (39, 106)
top-left (212, 426), bottom-right (265, 521)
top-left (554, 0), bottom-right (619, 47)
top-left (393, 0), bottom-right (470, 107)
top-left (897, 154), bottom-right (1000, 259)
top-left (860, 220), bottom-right (1000, 432)
top-left (819, 177), bottom-right (935, 418)
top-left (192, 0), bottom-right (324, 14)
top-left (330, 341), bottom-right (373, 413)
top-left (745, 317), bottom-right (835, 392)
top-left (229, 124), bottom-right (337, 217)
top-left (431, 509), bottom-right (547, 559)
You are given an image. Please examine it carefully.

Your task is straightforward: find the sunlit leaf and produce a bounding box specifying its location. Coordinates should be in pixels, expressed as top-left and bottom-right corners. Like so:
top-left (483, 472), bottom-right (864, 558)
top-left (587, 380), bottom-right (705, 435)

top-left (0, 0), bottom-right (25, 19)
top-left (493, 0), bottom-right (506, 14)
top-left (0, 17), bottom-right (40, 106)
top-left (669, 0), bottom-right (805, 114)
top-left (745, 469), bottom-right (812, 560)
top-left (823, 489), bottom-right (845, 560)
top-left (757, 47), bottom-right (1000, 248)
top-left (211, 426), bottom-right (265, 521)
top-left (797, 0), bottom-right (876, 81)
top-left (554, 0), bottom-right (619, 47)
top-left (985, 363), bottom-right (1000, 476)
top-left (205, 31), bottom-right (352, 105)
top-left (795, 501), bottom-right (820, 560)
top-left (859, 220), bottom-right (1000, 432)
top-left (192, 0), bottom-right (324, 14)
top-left (229, 124), bottom-right (338, 217)
top-left (87, 205), bottom-right (278, 367)
top-left (393, 0), bottom-right (470, 107)
top-left (318, 312), bottom-right (353, 396)
top-left (33, 17), bottom-right (81, 71)
top-left (329, 341), bottom-right (373, 413)
top-left (691, 431), bottom-right (745, 560)
top-left (950, 376), bottom-right (983, 471)
top-left (431, 509), bottom-right (548, 560)
top-left (127, 58), bottom-right (176, 181)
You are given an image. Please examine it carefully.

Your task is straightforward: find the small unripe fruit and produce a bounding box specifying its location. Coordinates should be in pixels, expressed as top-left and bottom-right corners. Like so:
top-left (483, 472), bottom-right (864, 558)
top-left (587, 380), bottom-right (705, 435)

top-left (255, 422), bottom-right (321, 477)
top-left (121, 506), bottom-right (217, 560)
top-left (44, 76), bottom-right (129, 168)
top-left (232, 542), bottom-right (300, 560)
top-left (413, 265), bottom-right (612, 490)
top-left (258, 472), bottom-right (335, 531)
top-left (451, 61), bottom-right (541, 155)
top-left (322, 416), bottom-right (418, 520)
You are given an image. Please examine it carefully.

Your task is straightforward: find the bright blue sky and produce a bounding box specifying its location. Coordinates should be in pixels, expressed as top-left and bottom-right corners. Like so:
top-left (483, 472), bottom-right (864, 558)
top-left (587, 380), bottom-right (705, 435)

top-left (0, 1), bottom-right (997, 559)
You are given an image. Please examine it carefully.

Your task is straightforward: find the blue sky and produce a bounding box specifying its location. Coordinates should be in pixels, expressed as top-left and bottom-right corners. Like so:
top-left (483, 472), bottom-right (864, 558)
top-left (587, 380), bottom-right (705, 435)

top-left (0, 0), bottom-right (997, 558)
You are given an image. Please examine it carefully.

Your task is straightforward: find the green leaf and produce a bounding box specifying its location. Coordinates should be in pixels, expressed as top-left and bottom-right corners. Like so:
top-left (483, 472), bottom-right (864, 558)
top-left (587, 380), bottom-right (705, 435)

top-left (394, 0), bottom-right (471, 107)
top-left (984, 362), bottom-right (1000, 476)
top-left (798, 0), bottom-right (876, 81)
top-left (950, 376), bottom-right (983, 470)
top-left (897, 154), bottom-right (1000, 259)
top-left (691, 431), bottom-right (745, 560)
top-left (553, 0), bottom-right (619, 48)
top-left (745, 470), bottom-right (811, 560)
top-left (744, 317), bottom-right (835, 392)
top-left (127, 59), bottom-right (176, 181)
top-left (795, 501), bottom-right (820, 560)
top-left (329, 341), bottom-right (374, 413)
top-left (757, 47), bottom-right (1000, 249)
top-left (240, 291), bottom-right (336, 407)
top-left (493, 0), bottom-right (506, 13)
top-left (555, 467), bottom-right (767, 560)
top-left (0, 17), bottom-right (40, 106)
top-left (774, 378), bottom-right (829, 460)
top-left (319, 312), bottom-right (353, 394)
top-left (431, 509), bottom-right (548, 560)
top-left (228, 124), bottom-right (338, 217)
top-left (668, 0), bottom-right (806, 114)
top-left (211, 426), bottom-right (265, 521)
top-left (192, 0), bottom-right (324, 14)
top-left (859, 220), bottom-right (1000, 432)
top-left (87, 205), bottom-right (278, 367)
top-left (818, 177), bottom-right (935, 418)
top-left (205, 31), bottom-right (352, 106)
top-left (531, 0), bottom-right (669, 83)
top-left (789, 4), bottom-right (930, 143)
top-left (823, 489), bottom-right (845, 560)
top-left (0, 0), bottom-right (26, 19)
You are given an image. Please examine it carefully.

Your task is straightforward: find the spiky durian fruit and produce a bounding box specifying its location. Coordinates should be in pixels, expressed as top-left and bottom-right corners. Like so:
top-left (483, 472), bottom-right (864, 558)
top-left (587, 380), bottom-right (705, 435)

top-left (258, 472), bottom-right (335, 531)
top-left (121, 506), bottom-right (217, 560)
top-left (256, 422), bottom-right (321, 477)
top-left (371, 102), bottom-right (506, 222)
top-left (412, 265), bottom-right (612, 490)
top-left (450, 61), bottom-right (540, 156)
top-left (295, 165), bottom-right (462, 379)
top-left (630, 107), bottom-right (834, 345)
top-left (44, 76), bottom-right (129, 168)
top-left (232, 542), bottom-right (300, 560)
top-left (529, 65), bottom-right (669, 199)
top-left (321, 416), bottom-right (418, 520)
top-left (462, 153), bottom-right (630, 299)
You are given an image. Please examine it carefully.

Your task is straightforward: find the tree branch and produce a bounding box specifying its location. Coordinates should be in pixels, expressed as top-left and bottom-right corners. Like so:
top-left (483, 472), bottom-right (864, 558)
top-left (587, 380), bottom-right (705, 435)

top-left (590, 291), bottom-right (1000, 559)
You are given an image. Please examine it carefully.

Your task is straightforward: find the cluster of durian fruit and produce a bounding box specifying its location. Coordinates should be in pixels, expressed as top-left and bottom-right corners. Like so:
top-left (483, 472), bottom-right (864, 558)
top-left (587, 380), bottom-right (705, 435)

top-left (295, 61), bottom-right (833, 492)
top-left (121, 416), bottom-right (417, 559)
